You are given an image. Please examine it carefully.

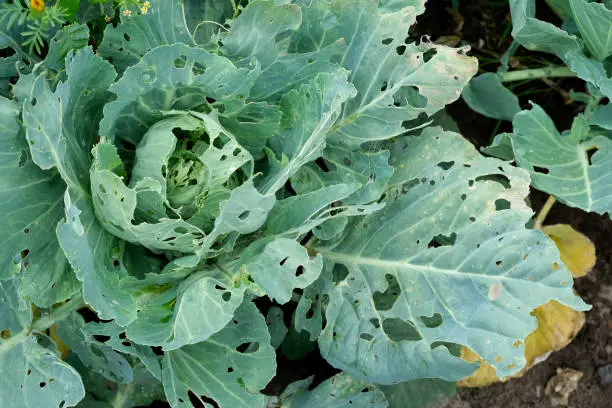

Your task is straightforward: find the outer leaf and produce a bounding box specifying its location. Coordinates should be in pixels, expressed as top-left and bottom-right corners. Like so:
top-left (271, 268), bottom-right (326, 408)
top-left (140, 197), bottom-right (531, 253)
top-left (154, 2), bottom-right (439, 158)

top-left (505, 104), bottom-right (612, 215)
top-left (0, 96), bottom-right (81, 305)
top-left (57, 314), bottom-right (134, 384)
top-left (569, 0), bottom-right (612, 60)
top-left (278, 373), bottom-right (388, 408)
top-left (98, 0), bottom-right (195, 71)
top-left (23, 47), bottom-right (137, 325)
top-left (242, 238), bottom-right (323, 304)
top-left (294, 263), bottom-right (333, 341)
top-left (380, 379), bottom-right (456, 408)
top-left (462, 73), bottom-right (521, 121)
top-left (123, 257), bottom-right (246, 351)
top-left (289, 0), bottom-right (477, 145)
top-left (510, 0), bottom-right (612, 98)
top-left (162, 301), bottom-right (276, 408)
top-left (314, 127), bottom-right (589, 384)
top-left (0, 278), bottom-right (85, 408)
top-left (266, 307), bottom-right (288, 349)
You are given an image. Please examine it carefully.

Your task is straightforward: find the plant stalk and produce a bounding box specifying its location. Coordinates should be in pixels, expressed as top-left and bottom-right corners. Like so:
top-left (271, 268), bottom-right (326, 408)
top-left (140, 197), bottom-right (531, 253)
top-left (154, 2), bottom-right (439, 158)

top-left (533, 195), bottom-right (556, 230)
top-left (501, 67), bottom-right (576, 83)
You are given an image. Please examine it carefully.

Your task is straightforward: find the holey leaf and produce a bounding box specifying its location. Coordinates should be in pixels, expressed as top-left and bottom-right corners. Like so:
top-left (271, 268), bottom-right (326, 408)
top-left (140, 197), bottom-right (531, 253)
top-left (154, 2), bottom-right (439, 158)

top-left (502, 104), bottom-right (612, 215)
top-left (289, 0), bottom-right (478, 145)
top-left (313, 127), bottom-right (589, 384)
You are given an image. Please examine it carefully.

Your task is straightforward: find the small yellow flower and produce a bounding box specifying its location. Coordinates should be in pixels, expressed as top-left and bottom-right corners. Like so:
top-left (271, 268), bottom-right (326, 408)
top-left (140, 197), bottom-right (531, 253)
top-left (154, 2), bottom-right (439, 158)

top-left (143, 1), bottom-right (151, 8)
top-left (30, 0), bottom-right (44, 12)
top-left (140, 6), bottom-right (148, 14)
top-left (104, 15), bottom-right (111, 23)
top-left (123, 9), bottom-right (132, 16)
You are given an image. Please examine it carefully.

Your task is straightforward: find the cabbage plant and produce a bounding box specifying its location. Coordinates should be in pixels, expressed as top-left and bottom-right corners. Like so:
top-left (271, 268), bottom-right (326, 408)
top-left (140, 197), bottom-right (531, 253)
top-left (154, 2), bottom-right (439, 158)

top-left (0, 1), bottom-right (588, 407)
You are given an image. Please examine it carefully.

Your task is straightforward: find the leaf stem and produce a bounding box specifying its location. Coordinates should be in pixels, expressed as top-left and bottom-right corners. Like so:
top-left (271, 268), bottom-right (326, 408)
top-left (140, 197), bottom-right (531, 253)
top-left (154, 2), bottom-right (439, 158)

top-left (533, 195), bottom-right (556, 230)
top-left (500, 67), bottom-right (576, 83)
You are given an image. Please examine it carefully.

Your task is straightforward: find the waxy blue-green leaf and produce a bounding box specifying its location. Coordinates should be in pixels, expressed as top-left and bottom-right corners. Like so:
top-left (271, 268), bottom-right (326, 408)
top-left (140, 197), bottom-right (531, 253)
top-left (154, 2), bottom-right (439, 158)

top-left (0, 96), bottom-right (80, 306)
top-left (569, 0), bottom-right (612, 60)
top-left (184, 0), bottom-right (233, 45)
top-left (99, 43), bottom-right (279, 156)
top-left (294, 262), bottom-right (333, 340)
top-left (278, 373), bottom-right (388, 408)
top-left (0, 278), bottom-right (85, 408)
top-left (259, 71), bottom-right (356, 194)
top-left (57, 314), bottom-right (134, 384)
top-left (266, 307), bottom-right (288, 349)
top-left (499, 104), bottom-right (612, 215)
top-left (23, 47), bottom-right (137, 325)
top-left (510, 0), bottom-right (612, 98)
top-left (98, 0), bottom-right (195, 72)
top-left (242, 237), bottom-right (323, 304)
top-left (162, 301), bottom-right (276, 408)
top-left (380, 379), bottom-right (456, 408)
top-left (123, 256), bottom-right (246, 351)
top-left (462, 73), bottom-right (521, 121)
top-left (289, 0), bottom-right (477, 145)
top-left (314, 127), bottom-right (589, 384)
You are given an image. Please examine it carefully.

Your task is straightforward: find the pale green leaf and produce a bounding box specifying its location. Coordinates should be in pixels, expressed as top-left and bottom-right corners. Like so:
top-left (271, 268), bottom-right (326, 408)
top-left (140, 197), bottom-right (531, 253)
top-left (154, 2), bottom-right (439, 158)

top-left (242, 237), bottom-right (323, 304)
top-left (462, 73), bottom-right (521, 121)
top-left (289, 0), bottom-right (477, 145)
top-left (278, 373), bottom-right (388, 408)
top-left (503, 103), bottom-right (612, 215)
top-left (162, 301), bottom-right (276, 408)
top-left (569, 0), bottom-right (612, 60)
top-left (314, 127), bottom-right (589, 384)
top-left (98, 0), bottom-right (195, 72)
top-left (0, 278), bottom-right (85, 408)
top-left (380, 379), bottom-right (456, 408)
top-left (266, 307), bottom-right (288, 349)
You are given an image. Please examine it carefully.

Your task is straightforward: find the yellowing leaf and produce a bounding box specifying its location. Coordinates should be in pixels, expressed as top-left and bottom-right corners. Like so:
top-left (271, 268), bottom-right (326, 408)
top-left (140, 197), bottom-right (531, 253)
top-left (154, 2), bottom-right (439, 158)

top-left (458, 301), bottom-right (585, 387)
top-left (542, 224), bottom-right (596, 278)
top-left (49, 324), bottom-right (70, 359)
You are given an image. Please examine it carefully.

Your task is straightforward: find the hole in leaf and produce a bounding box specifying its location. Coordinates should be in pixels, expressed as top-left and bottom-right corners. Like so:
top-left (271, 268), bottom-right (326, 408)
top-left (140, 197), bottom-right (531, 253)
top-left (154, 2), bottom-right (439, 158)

top-left (295, 266), bottom-right (304, 277)
top-left (420, 313), bottom-right (443, 328)
top-left (370, 318), bottom-right (380, 329)
top-left (315, 157), bottom-right (330, 172)
top-left (39, 382), bottom-right (46, 388)
top-left (495, 199), bottom-right (511, 211)
top-left (174, 226), bottom-right (188, 234)
top-left (227, 367), bottom-right (234, 373)
top-left (423, 48), bottom-right (437, 62)
top-left (475, 174), bottom-right (511, 189)
top-left (427, 232), bottom-right (457, 248)
top-left (0, 329), bottom-right (11, 339)
top-left (533, 165), bottom-right (550, 174)
top-left (437, 161), bottom-right (455, 170)
top-left (360, 333), bottom-right (374, 341)
top-left (93, 334), bottom-right (111, 343)
top-left (222, 292), bottom-right (231, 302)
top-left (396, 45), bottom-right (406, 55)
top-left (173, 56), bottom-right (187, 68)
top-left (123, 33), bottom-right (131, 42)
top-left (192, 62), bottom-right (207, 75)
top-left (373, 274), bottom-right (400, 311)
top-left (279, 257), bottom-right (288, 266)
top-left (332, 264), bottom-right (349, 283)
top-left (382, 38), bottom-right (393, 45)
top-left (122, 341), bottom-right (132, 347)
top-left (380, 82), bottom-right (388, 92)
top-left (496, 260), bottom-right (503, 267)
top-left (382, 318), bottom-right (422, 341)
top-left (238, 211), bottom-right (250, 220)
top-left (235, 342), bottom-right (259, 353)
top-left (586, 147), bottom-right (598, 165)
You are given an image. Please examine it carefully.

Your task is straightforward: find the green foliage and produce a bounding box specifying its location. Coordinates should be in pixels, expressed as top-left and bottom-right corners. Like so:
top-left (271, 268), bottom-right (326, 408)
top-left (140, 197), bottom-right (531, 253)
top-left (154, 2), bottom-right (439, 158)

top-left (0, 1), bottom-right (589, 407)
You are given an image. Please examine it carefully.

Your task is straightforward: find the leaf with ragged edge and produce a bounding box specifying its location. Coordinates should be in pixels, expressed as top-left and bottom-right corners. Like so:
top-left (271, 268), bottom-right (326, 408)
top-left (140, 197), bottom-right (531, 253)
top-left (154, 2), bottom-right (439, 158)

top-left (82, 321), bottom-right (162, 380)
top-left (99, 43), bottom-right (279, 156)
top-left (219, 1), bottom-right (347, 104)
top-left (499, 104), bottom-right (612, 215)
top-left (57, 314), bottom-right (134, 384)
top-left (43, 24), bottom-right (91, 74)
top-left (0, 96), bottom-right (81, 306)
top-left (292, 146), bottom-right (394, 205)
top-left (70, 357), bottom-right (165, 408)
top-left (313, 127), bottom-right (589, 384)
top-left (162, 300), bottom-right (276, 408)
top-left (510, 0), bottom-right (612, 98)
top-left (569, 0), bottom-right (612, 60)
top-left (0, 278), bottom-right (85, 408)
top-left (258, 70), bottom-right (356, 194)
top-left (23, 47), bottom-right (137, 325)
top-left (241, 237), bottom-right (323, 304)
top-left (278, 373), bottom-right (388, 408)
top-left (122, 256), bottom-right (247, 351)
top-left (98, 0), bottom-right (195, 72)
top-left (288, 0), bottom-right (477, 145)
top-left (295, 263), bottom-right (333, 341)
